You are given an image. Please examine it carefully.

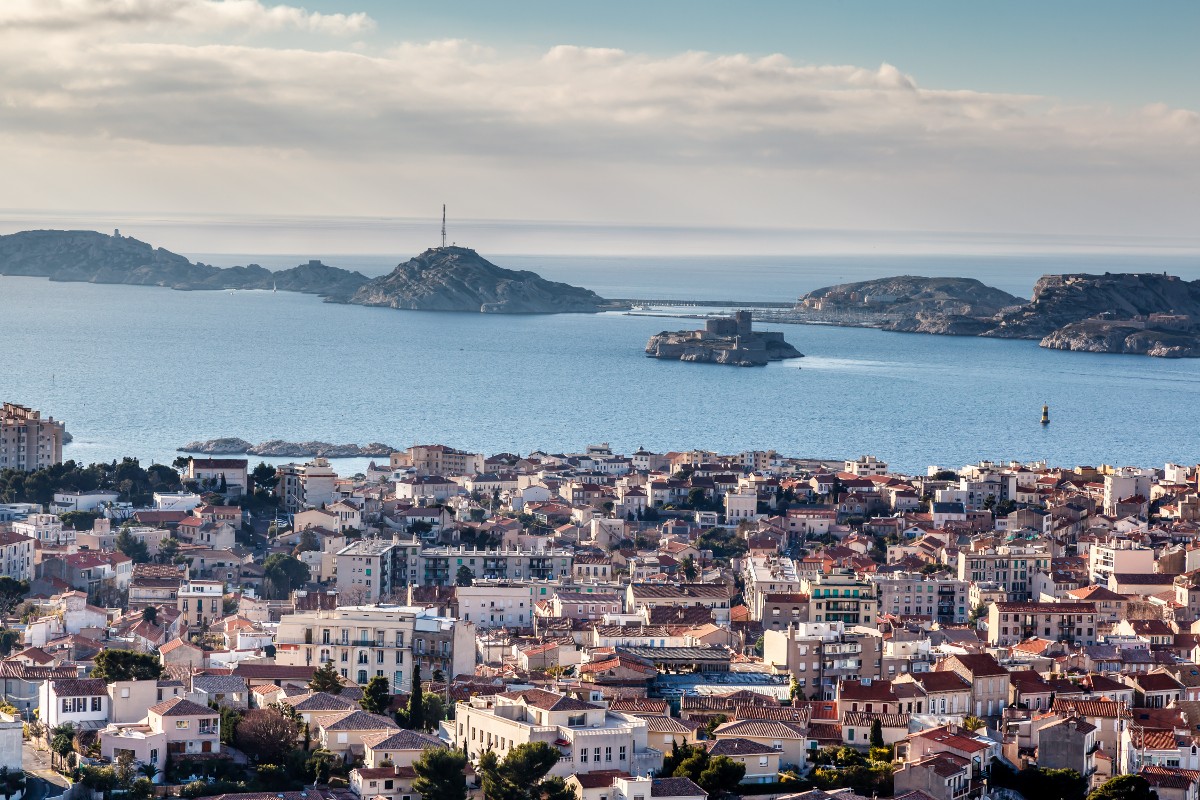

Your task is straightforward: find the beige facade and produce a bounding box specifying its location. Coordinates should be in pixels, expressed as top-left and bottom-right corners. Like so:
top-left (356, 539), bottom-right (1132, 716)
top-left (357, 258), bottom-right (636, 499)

top-left (177, 580), bottom-right (224, 631)
top-left (147, 697), bottom-right (221, 759)
top-left (987, 601), bottom-right (1098, 647)
top-left (0, 403), bottom-right (64, 471)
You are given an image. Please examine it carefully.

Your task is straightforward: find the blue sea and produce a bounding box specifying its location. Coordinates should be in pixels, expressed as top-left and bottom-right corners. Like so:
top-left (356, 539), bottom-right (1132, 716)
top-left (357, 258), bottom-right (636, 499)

top-left (3, 247), bottom-right (1200, 475)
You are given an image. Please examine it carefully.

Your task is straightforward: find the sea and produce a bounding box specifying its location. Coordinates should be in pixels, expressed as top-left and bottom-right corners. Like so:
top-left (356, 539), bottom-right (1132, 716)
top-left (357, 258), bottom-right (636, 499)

top-left (3, 247), bottom-right (1200, 476)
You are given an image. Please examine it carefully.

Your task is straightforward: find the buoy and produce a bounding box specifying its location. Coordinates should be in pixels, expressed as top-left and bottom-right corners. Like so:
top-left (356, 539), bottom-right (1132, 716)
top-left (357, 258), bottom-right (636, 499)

top-left (1041, 404), bottom-right (1050, 425)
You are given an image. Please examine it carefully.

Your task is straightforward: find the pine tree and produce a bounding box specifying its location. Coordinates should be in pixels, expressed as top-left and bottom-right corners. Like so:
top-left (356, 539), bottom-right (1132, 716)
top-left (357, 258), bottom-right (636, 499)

top-left (309, 660), bottom-right (342, 694)
top-left (407, 662), bottom-right (424, 730)
top-left (360, 676), bottom-right (391, 715)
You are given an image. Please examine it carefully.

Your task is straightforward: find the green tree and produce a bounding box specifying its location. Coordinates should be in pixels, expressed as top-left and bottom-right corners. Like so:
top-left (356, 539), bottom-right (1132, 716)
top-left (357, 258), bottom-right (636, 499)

top-left (1087, 775), bottom-right (1157, 800)
top-left (423, 692), bottom-right (445, 726)
top-left (141, 606), bottom-right (159, 625)
top-left (456, 565), bottom-right (474, 586)
top-left (0, 578), bottom-right (29, 615)
top-left (252, 462), bottom-right (277, 494)
top-left (50, 722), bottom-right (75, 768)
top-left (0, 629), bottom-right (21, 656)
top-left (308, 660), bottom-right (343, 694)
top-left (869, 718), bottom-right (884, 749)
top-left (115, 526), bottom-right (150, 563)
top-left (91, 649), bottom-right (162, 682)
top-left (407, 663), bottom-right (424, 730)
top-left (58, 511), bottom-right (99, 531)
top-left (263, 553), bottom-right (311, 599)
top-left (681, 555), bottom-right (697, 581)
top-left (305, 749), bottom-right (339, 785)
top-left (412, 747), bottom-right (467, 800)
top-left (293, 529), bottom-right (321, 555)
top-left (235, 707), bottom-right (300, 765)
top-left (157, 537), bottom-right (181, 564)
top-left (478, 742), bottom-right (564, 800)
top-left (697, 756), bottom-right (746, 797)
top-left (219, 706), bottom-right (243, 746)
top-left (360, 676), bottom-right (391, 715)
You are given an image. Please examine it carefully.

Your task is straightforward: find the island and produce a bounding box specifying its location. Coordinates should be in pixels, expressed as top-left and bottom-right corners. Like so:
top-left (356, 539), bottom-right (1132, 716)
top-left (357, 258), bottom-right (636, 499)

top-left (790, 273), bottom-right (1200, 358)
top-left (0, 229), bottom-right (369, 300)
top-left (179, 439), bottom-right (396, 457)
top-left (348, 246), bottom-right (611, 313)
top-left (645, 311), bottom-right (803, 366)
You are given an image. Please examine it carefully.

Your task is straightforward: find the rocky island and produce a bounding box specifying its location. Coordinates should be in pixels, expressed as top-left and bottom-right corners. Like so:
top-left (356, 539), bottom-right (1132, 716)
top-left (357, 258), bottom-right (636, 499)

top-left (0, 229), bottom-right (369, 300)
top-left (348, 246), bottom-right (610, 313)
top-left (646, 311), bottom-right (802, 366)
top-left (179, 438), bottom-right (396, 457)
top-left (791, 273), bottom-right (1200, 358)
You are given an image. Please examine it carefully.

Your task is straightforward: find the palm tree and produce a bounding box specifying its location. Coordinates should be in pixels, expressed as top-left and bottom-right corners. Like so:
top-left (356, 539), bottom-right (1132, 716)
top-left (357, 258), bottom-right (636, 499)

top-left (137, 763), bottom-right (160, 783)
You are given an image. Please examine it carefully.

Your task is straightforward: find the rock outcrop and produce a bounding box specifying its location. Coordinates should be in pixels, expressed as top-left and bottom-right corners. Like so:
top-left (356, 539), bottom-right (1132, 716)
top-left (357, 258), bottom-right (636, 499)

top-left (646, 311), bottom-right (802, 367)
top-left (0, 230), bottom-right (369, 300)
top-left (180, 439), bottom-right (396, 457)
top-left (801, 276), bottom-right (1024, 320)
top-left (349, 246), bottom-right (609, 313)
top-left (1040, 321), bottom-right (1200, 358)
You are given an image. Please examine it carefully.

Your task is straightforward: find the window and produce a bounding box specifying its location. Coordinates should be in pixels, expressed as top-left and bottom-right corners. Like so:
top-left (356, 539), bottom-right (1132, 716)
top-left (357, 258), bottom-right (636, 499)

top-left (176, 720), bottom-right (189, 729)
top-left (92, 696), bottom-right (102, 711)
top-left (759, 757), bottom-right (768, 766)
top-left (580, 749), bottom-right (588, 763)
top-left (619, 746), bottom-right (626, 761)
top-left (605, 747), bottom-right (612, 762)
top-left (150, 749), bottom-right (158, 763)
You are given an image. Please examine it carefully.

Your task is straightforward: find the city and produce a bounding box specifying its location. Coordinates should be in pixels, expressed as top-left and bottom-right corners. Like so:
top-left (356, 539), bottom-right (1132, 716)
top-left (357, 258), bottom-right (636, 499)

top-left (0, 401), bottom-right (1197, 800)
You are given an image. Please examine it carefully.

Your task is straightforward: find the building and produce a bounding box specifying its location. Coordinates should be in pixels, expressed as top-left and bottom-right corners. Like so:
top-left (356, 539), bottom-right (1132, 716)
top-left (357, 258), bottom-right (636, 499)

top-left (986, 602), bottom-right (1098, 647)
top-left (0, 402), bottom-right (64, 471)
top-left (450, 688), bottom-right (663, 777)
top-left (0, 530), bottom-right (34, 582)
top-left (455, 583), bottom-right (538, 629)
top-left (277, 458), bottom-right (338, 512)
top-left (743, 556), bottom-right (803, 620)
top-left (1088, 541), bottom-right (1155, 586)
top-left (335, 538), bottom-right (425, 604)
top-left (801, 569), bottom-right (877, 627)
top-left (956, 546), bottom-right (1051, 602)
top-left (762, 622), bottom-right (883, 699)
top-left (12, 513), bottom-right (72, 546)
top-left (420, 545), bottom-right (574, 586)
top-left (39, 678), bottom-right (108, 732)
top-left (273, 603), bottom-right (476, 687)
top-left (147, 697), bottom-right (221, 759)
top-left (177, 580), bottom-right (224, 632)
top-left (844, 456), bottom-right (888, 477)
top-left (870, 572), bottom-right (970, 624)
top-left (402, 445), bottom-right (484, 477)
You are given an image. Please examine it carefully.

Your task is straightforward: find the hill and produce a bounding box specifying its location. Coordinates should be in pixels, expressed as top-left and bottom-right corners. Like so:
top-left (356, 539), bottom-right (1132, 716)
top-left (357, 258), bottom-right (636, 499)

top-left (349, 246), bottom-right (609, 313)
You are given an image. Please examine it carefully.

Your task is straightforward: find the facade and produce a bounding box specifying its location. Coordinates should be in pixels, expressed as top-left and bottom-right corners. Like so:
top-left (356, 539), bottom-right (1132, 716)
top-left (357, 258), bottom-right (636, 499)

top-left (336, 539), bottom-right (407, 603)
top-left (420, 545), bottom-right (573, 586)
top-left (146, 697), bottom-right (221, 759)
top-left (455, 583), bottom-right (538, 629)
top-left (403, 445), bottom-right (485, 477)
top-left (762, 622), bottom-right (883, 699)
top-left (743, 556), bottom-right (802, 620)
top-left (0, 402), bottom-right (64, 471)
top-left (450, 688), bottom-right (663, 778)
top-left (277, 457), bottom-right (338, 512)
top-left (801, 569), bottom-right (877, 627)
top-left (12, 513), bottom-right (72, 546)
top-left (870, 572), bottom-right (970, 624)
top-left (186, 458), bottom-right (249, 497)
top-left (39, 678), bottom-right (108, 731)
top-left (986, 602), bottom-right (1098, 647)
top-left (273, 604), bottom-right (476, 688)
top-left (0, 530), bottom-right (34, 582)
top-left (956, 546), bottom-right (1051, 602)
top-left (177, 580), bottom-right (224, 631)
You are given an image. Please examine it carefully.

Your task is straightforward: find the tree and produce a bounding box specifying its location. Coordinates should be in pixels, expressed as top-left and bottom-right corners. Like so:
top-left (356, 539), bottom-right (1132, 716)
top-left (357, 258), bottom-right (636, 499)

top-left (294, 529), bottom-right (321, 555)
top-left (0, 768), bottom-right (25, 800)
top-left (681, 555), bottom-right (697, 581)
top-left (360, 676), bottom-right (391, 715)
top-left (1087, 775), bottom-right (1157, 800)
top-left (456, 565), bottom-right (474, 586)
top-left (50, 722), bottom-right (75, 768)
top-left (703, 714), bottom-right (728, 739)
top-left (157, 537), bottom-right (181, 564)
top-left (478, 742), bottom-right (564, 800)
top-left (961, 715), bottom-right (985, 732)
top-left (423, 692), bottom-right (445, 726)
top-left (309, 660), bottom-right (343, 694)
top-left (697, 756), bottom-right (746, 797)
top-left (252, 462), bottom-right (277, 494)
top-left (305, 749), bottom-right (339, 786)
top-left (412, 747), bottom-right (467, 800)
top-left (0, 578), bottom-right (29, 615)
top-left (142, 606), bottom-right (159, 625)
top-left (91, 649), bottom-right (162, 682)
top-left (664, 742), bottom-right (745, 798)
top-left (869, 718), bottom-right (884, 749)
top-left (263, 553), bottom-right (311, 600)
top-left (115, 526), bottom-right (150, 563)
top-left (235, 708), bottom-right (300, 765)
top-left (219, 706), bottom-right (243, 746)
top-left (0, 630), bottom-right (20, 657)
top-left (407, 663), bottom-right (424, 730)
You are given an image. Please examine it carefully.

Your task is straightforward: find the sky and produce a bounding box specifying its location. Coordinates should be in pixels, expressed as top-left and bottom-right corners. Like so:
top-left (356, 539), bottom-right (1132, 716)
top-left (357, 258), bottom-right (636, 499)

top-left (0, 0), bottom-right (1196, 254)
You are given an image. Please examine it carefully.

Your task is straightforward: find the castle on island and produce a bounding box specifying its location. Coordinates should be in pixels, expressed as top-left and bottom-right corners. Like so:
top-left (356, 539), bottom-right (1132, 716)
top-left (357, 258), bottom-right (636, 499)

top-left (645, 310), bottom-right (803, 367)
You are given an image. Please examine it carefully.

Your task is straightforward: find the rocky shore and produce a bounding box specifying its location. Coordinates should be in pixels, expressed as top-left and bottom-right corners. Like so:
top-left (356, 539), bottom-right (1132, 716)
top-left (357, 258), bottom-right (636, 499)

top-left (646, 311), bottom-right (802, 367)
top-left (179, 438), bottom-right (396, 458)
top-left (792, 273), bottom-right (1200, 358)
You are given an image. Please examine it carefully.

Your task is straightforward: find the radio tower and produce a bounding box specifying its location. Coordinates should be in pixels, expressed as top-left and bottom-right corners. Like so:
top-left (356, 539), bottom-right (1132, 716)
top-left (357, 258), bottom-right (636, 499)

top-left (441, 205), bottom-right (446, 248)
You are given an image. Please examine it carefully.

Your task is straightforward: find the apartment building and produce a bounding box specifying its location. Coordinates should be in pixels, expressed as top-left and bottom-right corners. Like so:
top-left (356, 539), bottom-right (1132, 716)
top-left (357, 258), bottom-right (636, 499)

top-left (801, 569), bottom-right (877, 627)
top-left (762, 621), bottom-right (883, 699)
top-left (184, 458), bottom-right (249, 497)
top-left (400, 445), bottom-right (484, 477)
top-left (626, 583), bottom-right (736, 625)
top-left (419, 544), bottom-right (573, 586)
top-left (844, 455), bottom-right (888, 477)
top-left (869, 572), bottom-right (970, 624)
top-left (987, 601), bottom-right (1099, 647)
top-left (455, 583), bottom-right (538, 629)
top-left (276, 457), bottom-right (338, 512)
top-left (743, 555), bottom-right (803, 620)
top-left (336, 539), bottom-right (407, 604)
top-left (1088, 541), bottom-right (1155, 586)
top-left (0, 530), bottom-right (34, 582)
top-left (12, 513), bottom-right (73, 546)
top-left (956, 545), bottom-right (1051, 602)
top-left (273, 603), bottom-right (475, 687)
top-left (177, 580), bottom-right (224, 631)
top-left (450, 688), bottom-right (663, 777)
top-left (0, 402), bottom-right (64, 471)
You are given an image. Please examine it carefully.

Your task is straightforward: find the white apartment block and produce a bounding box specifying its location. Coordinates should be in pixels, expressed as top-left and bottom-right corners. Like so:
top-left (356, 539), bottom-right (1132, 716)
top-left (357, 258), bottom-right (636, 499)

top-left (1088, 541), bottom-right (1155, 586)
top-left (0, 403), bottom-right (64, 471)
top-left (418, 545), bottom-right (573, 586)
top-left (987, 601), bottom-right (1099, 647)
top-left (844, 455), bottom-right (888, 477)
top-left (12, 513), bottom-right (73, 546)
top-left (450, 688), bottom-right (663, 777)
top-left (274, 604), bottom-right (475, 687)
top-left (0, 530), bottom-right (34, 582)
top-left (743, 555), bottom-right (802, 621)
top-left (456, 584), bottom-right (537, 629)
top-left (956, 546), bottom-right (1051, 602)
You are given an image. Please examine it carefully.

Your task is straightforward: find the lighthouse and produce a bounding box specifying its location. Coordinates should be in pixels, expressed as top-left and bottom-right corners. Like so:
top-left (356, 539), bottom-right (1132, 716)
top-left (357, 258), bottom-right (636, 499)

top-left (1041, 404), bottom-right (1050, 425)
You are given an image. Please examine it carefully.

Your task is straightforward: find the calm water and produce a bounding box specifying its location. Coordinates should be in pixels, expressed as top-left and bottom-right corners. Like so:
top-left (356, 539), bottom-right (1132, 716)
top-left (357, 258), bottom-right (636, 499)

top-left (2, 262), bottom-right (1199, 474)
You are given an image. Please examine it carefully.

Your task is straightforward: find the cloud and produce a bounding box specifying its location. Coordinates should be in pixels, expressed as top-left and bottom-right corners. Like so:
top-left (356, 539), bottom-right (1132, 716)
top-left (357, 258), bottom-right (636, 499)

top-left (0, 11), bottom-right (1194, 237)
top-left (0, 0), bottom-right (373, 35)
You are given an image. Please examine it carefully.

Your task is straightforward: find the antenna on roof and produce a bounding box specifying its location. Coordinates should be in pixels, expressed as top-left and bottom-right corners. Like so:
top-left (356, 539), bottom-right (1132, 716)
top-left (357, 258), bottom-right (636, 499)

top-left (441, 205), bottom-right (447, 249)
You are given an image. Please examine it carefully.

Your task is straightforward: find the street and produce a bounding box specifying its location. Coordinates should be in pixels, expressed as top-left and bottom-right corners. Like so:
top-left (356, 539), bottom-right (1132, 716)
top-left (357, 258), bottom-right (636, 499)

top-left (22, 739), bottom-right (68, 800)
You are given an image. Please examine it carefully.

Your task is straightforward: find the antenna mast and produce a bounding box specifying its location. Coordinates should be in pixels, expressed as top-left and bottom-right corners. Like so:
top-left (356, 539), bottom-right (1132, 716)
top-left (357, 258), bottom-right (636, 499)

top-left (441, 205), bottom-right (446, 248)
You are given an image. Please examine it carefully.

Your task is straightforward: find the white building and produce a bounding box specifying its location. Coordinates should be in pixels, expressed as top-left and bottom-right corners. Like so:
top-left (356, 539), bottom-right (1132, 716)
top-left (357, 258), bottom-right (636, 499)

top-left (39, 678), bottom-right (109, 731)
top-left (844, 455), bottom-right (888, 477)
top-left (51, 490), bottom-right (121, 513)
top-left (724, 490), bottom-right (758, 521)
top-left (456, 583), bottom-right (537, 629)
top-left (12, 513), bottom-right (73, 546)
top-left (153, 492), bottom-right (203, 512)
top-left (0, 530), bottom-right (34, 582)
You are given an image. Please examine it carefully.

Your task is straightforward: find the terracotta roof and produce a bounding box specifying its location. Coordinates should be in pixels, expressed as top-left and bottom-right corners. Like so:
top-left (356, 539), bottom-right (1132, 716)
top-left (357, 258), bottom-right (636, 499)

top-left (52, 678), bottom-right (107, 697)
top-left (609, 698), bottom-right (669, 714)
top-left (714, 719), bottom-right (806, 739)
top-left (1052, 699), bottom-right (1132, 719)
top-left (915, 672), bottom-right (971, 693)
top-left (500, 688), bottom-right (602, 712)
top-left (361, 729), bottom-right (443, 751)
top-left (571, 771), bottom-right (631, 789)
top-left (314, 710), bottom-right (399, 732)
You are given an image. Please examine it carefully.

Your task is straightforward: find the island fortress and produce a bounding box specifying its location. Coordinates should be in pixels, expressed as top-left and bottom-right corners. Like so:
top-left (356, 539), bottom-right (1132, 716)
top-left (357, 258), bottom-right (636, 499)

top-left (645, 310), bottom-right (802, 366)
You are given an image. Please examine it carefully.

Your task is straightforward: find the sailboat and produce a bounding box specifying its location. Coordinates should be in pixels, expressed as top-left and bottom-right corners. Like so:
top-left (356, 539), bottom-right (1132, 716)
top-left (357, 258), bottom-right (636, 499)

top-left (273, 280), bottom-right (277, 293)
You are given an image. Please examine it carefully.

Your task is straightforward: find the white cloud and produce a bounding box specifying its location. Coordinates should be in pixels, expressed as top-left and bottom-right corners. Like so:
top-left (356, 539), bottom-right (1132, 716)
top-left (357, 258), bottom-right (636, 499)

top-left (0, 0), bottom-right (373, 35)
top-left (0, 11), bottom-right (1194, 238)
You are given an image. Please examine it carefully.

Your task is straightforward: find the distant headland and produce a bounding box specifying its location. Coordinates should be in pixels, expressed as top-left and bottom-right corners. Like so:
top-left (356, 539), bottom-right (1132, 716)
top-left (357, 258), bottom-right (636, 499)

top-left (646, 311), bottom-right (803, 366)
top-left (179, 438), bottom-right (395, 457)
top-left (0, 229), bottom-right (615, 314)
top-left (788, 273), bottom-right (1200, 358)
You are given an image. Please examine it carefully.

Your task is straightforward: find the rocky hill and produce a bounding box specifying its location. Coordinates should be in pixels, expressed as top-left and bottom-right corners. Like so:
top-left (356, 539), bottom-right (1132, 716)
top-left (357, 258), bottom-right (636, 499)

top-left (0, 229), bottom-right (368, 299)
top-left (800, 275), bottom-right (1024, 321)
top-left (349, 246), bottom-right (609, 313)
top-left (180, 438), bottom-right (395, 457)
